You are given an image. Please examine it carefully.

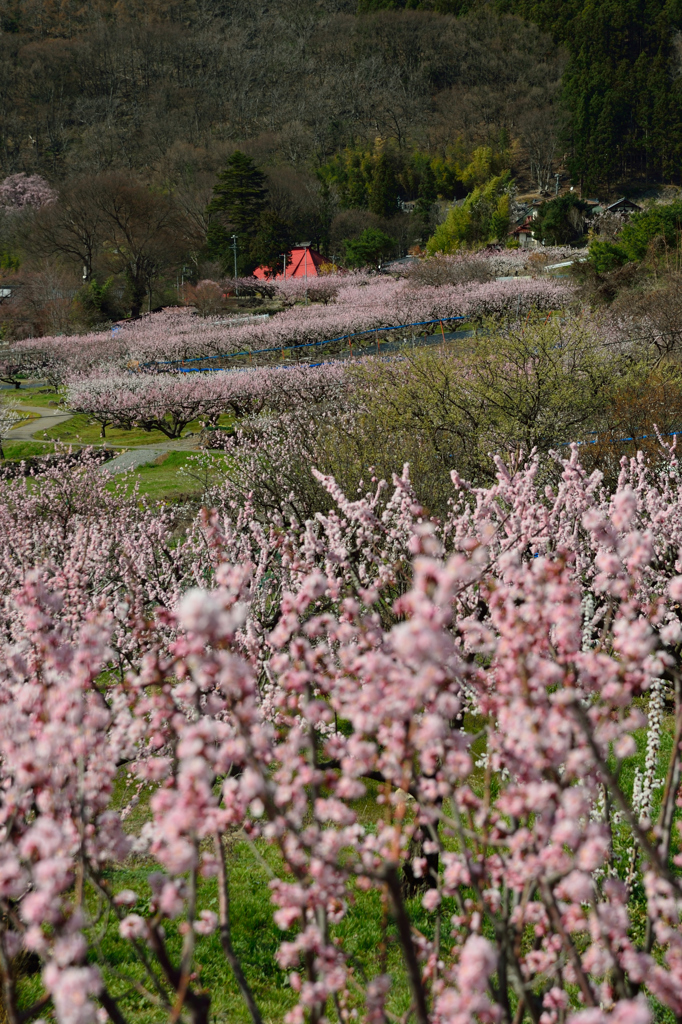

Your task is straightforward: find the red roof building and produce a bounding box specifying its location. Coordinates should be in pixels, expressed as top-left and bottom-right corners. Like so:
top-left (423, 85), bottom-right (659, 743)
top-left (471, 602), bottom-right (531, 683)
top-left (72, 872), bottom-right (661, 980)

top-left (254, 246), bottom-right (330, 280)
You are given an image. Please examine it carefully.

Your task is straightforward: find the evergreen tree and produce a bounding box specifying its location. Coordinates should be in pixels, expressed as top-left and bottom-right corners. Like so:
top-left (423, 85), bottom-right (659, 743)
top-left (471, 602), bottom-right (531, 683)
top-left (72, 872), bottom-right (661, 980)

top-left (251, 211), bottom-right (294, 278)
top-left (342, 227), bottom-right (396, 268)
top-left (206, 151), bottom-right (268, 276)
top-left (416, 163), bottom-right (438, 225)
top-left (368, 155), bottom-right (399, 218)
top-left (498, 0), bottom-right (682, 189)
top-left (345, 155), bottom-right (370, 209)
top-left (533, 193), bottom-right (588, 245)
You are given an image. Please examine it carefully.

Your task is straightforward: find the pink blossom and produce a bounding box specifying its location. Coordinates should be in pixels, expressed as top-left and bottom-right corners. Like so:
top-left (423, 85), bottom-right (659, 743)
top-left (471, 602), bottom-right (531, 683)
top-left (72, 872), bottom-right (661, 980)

top-left (113, 889), bottom-right (137, 907)
top-left (42, 965), bottom-right (101, 1024)
top-left (422, 888), bottom-right (441, 910)
top-left (0, 173), bottom-right (56, 211)
top-left (457, 935), bottom-right (497, 993)
top-left (119, 915), bottom-right (147, 940)
top-left (193, 910), bottom-right (218, 936)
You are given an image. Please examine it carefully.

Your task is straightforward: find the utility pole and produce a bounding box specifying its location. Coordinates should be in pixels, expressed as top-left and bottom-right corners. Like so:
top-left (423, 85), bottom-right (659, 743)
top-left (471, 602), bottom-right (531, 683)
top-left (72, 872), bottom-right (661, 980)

top-left (555, 173), bottom-right (560, 196)
top-left (304, 244), bottom-right (308, 305)
top-left (280, 253), bottom-right (287, 280)
top-left (231, 234), bottom-right (239, 296)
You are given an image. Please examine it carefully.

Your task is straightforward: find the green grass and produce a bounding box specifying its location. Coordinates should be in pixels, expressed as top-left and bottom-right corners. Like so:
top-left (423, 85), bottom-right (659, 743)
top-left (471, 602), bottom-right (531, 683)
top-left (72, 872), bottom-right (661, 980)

top-left (52, 756), bottom-right (428, 1024)
top-left (10, 757), bottom-right (431, 1024)
top-left (44, 414), bottom-right (180, 447)
top-left (105, 450), bottom-right (231, 502)
top-left (66, 803), bottom-right (428, 1024)
top-left (1, 440), bottom-right (56, 460)
top-left (44, 414), bottom-right (233, 449)
top-left (8, 385), bottom-right (64, 407)
top-left (122, 452), bottom-right (201, 500)
top-left (10, 410), bottom-right (40, 426)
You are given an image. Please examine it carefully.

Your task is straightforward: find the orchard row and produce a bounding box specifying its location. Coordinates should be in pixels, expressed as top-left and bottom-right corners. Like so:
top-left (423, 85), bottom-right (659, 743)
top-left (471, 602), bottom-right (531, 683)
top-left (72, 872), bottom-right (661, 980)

top-left (2, 275), bottom-right (570, 387)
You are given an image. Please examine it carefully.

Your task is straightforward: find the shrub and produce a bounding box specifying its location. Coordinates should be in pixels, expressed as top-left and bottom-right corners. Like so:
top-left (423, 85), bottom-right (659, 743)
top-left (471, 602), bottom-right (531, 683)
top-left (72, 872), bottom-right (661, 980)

top-left (425, 173), bottom-right (512, 254)
top-left (342, 227), bottom-right (396, 268)
top-left (588, 201), bottom-right (682, 270)
top-left (588, 239), bottom-right (628, 273)
top-left (618, 200), bottom-right (682, 261)
top-left (533, 193), bottom-right (589, 245)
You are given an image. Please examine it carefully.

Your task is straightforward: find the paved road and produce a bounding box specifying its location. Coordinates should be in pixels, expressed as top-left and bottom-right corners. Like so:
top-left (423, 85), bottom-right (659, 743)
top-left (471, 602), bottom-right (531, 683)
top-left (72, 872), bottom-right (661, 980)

top-left (11, 404), bottom-right (74, 440)
top-left (103, 437), bottom-right (199, 474)
top-left (8, 400), bottom-right (200, 473)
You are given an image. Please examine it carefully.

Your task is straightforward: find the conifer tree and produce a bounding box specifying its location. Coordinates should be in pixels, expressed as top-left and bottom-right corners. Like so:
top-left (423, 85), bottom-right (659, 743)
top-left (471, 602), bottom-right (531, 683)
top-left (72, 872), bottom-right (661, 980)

top-left (368, 154), bottom-right (399, 218)
top-left (416, 163), bottom-right (438, 226)
top-left (206, 151), bottom-right (268, 276)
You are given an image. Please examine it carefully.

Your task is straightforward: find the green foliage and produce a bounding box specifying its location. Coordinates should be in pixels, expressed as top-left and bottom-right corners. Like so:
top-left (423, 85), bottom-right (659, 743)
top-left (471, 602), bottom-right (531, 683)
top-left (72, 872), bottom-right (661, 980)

top-left (459, 146), bottom-right (509, 189)
top-left (0, 250), bottom-right (19, 271)
top-left (342, 227), bottom-right (396, 268)
top-left (533, 193), bottom-right (589, 245)
top-left (489, 194), bottom-right (510, 241)
top-left (73, 276), bottom-right (120, 326)
top-left (319, 147), bottom-right (465, 212)
top-left (368, 153), bottom-right (399, 217)
top-left (425, 172), bottom-right (512, 253)
top-left (618, 202), bottom-right (682, 261)
top-left (206, 151), bottom-right (268, 276)
top-left (588, 240), bottom-right (628, 273)
top-left (497, 0), bottom-right (682, 190)
top-left (250, 211), bottom-right (294, 278)
top-left (427, 205), bottom-right (475, 253)
top-left (415, 162), bottom-right (438, 222)
top-left (588, 202), bottom-right (682, 270)
top-left (208, 152), bottom-right (267, 235)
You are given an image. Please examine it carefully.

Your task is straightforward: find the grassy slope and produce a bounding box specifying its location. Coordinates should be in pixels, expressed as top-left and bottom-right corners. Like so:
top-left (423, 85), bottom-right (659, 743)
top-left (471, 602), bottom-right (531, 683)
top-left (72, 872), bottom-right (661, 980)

top-left (44, 414), bottom-right (182, 447)
top-left (116, 451), bottom-right (207, 500)
top-left (44, 414), bottom-right (233, 448)
top-left (9, 386), bottom-right (64, 408)
top-left (1, 441), bottom-right (56, 460)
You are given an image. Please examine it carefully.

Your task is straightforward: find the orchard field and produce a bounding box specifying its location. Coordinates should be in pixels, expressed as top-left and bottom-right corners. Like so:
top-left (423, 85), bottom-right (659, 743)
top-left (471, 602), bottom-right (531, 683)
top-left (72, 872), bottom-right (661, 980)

top-left (3, 257), bottom-right (682, 1024)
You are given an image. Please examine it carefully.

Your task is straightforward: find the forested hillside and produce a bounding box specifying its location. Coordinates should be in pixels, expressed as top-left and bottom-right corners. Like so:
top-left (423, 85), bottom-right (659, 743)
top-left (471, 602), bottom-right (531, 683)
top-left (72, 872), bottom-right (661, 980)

top-left (0, 0), bottom-right (678, 190)
top-left (361, 0), bottom-right (682, 189)
top-left (0, 0), bottom-right (559, 180)
top-left (0, 0), bottom-right (679, 330)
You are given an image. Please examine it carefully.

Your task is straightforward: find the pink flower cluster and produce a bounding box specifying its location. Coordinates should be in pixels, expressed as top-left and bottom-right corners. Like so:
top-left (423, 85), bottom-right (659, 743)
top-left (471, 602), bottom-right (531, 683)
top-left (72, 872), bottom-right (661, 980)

top-left (66, 361), bottom-right (348, 437)
top-left (2, 440), bottom-right (682, 1024)
top-left (14, 275), bottom-right (571, 379)
top-left (0, 172), bottom-right (57, 212)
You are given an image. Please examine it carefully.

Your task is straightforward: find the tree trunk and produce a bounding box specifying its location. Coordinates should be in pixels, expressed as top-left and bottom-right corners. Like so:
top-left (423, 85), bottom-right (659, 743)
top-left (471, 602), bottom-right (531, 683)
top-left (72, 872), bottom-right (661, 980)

top-left (127, 268), bottom-right (147, 319)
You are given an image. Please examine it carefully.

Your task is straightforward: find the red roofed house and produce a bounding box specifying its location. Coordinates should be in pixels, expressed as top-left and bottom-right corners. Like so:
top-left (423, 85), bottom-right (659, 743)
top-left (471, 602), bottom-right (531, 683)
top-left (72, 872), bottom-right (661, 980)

top-left (254, 244), bottom-right (330, 280)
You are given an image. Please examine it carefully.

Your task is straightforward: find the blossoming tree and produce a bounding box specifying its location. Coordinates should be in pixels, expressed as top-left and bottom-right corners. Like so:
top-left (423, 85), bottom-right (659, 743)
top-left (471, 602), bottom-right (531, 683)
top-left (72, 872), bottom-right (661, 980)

top-left (0, 435), bottom-right (681, 1024)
